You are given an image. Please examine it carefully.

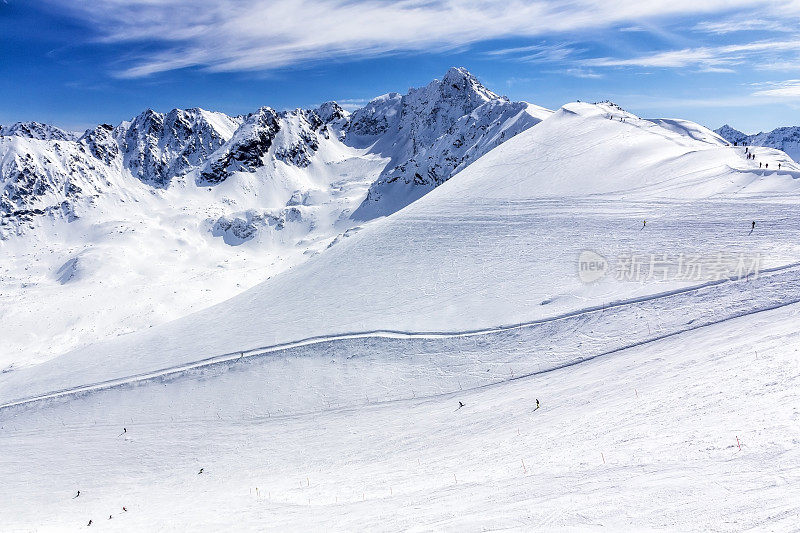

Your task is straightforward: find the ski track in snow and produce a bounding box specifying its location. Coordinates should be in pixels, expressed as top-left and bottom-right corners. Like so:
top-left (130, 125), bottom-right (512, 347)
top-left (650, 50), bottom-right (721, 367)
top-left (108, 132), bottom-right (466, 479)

top-left (4, 260), bottom-right (799, 412)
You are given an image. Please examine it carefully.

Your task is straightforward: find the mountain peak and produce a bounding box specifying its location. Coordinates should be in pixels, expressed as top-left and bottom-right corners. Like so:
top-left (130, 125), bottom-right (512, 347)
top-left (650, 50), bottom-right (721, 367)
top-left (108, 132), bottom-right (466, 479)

top-left (439, 67), bottom-right (501, 102)
top-left (0, 121), bottom-right (78, 142)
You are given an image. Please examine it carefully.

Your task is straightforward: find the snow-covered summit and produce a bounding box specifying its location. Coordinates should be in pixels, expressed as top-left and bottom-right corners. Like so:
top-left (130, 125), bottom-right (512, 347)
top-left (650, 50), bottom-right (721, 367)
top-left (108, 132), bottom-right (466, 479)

top-left (0, 121), bottom-right (78, 141)
top-left (349, 67), bottom-right (552, 217)
top-left (120, 107), bottom-right (241, 187)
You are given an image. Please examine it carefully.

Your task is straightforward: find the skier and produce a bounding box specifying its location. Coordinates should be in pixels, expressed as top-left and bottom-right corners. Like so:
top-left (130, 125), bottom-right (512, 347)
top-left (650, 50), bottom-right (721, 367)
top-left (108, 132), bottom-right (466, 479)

top-left (122, 507), bottom-right (127, 512)
top-left (779, 163), bottom-right (782, 170)
top-left (119, 427), bottom-right (126, 437)
top-left (198, 468), bottom-right (204, 474)
top-left (534, 399), bottom-right (540, 411)
top-left (766, 163), bottom-right (769, 169)
top-left (641, 219), bottom-right (646, 230)
top-left (74, 491), bottom-right (80, 499)
top-left (108, 515), bottom-right (113, 520)
top-left (457, 401), bottom-right (465, 410)
top-left (87, 520), bottom-right (92, 526)
top-left (750, 220), bottom-right (755, 235)
top-left (759, 162), bottom-right (762, 168)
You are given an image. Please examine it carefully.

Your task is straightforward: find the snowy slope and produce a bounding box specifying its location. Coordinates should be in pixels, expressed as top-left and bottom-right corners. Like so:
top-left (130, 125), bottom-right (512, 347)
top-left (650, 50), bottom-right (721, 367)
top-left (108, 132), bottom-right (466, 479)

top-left (1, 273), bottom-right (799, 531)
top-left (4, 100), bottom-right (800, 403)
top-left (3, 100), bottom-right (800, 531)
top-left (715, 123), bottom-right (800, 162)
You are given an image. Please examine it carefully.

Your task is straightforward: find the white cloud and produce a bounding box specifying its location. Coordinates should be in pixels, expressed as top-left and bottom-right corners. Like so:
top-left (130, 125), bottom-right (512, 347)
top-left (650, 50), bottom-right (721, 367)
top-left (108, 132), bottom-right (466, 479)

top-left (558, 68), bottom-right (603, 79)
top-left (335, 98), bottom-right (370, 111)
top-left (752, 79), bottom-right (800, 97)
top-left (694, 17), bottom-right (794, 34)
top-left (46, 0), bottom-right (778, 77)
top-left (583, 39), bottom-right (800, 71)
top-left (487, 43), bottom-right (579, 63)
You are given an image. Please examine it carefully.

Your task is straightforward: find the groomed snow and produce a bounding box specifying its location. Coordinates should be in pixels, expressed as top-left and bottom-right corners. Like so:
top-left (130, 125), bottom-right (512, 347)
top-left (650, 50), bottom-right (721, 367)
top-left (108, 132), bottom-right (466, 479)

top-left (1, 300), bottom-right (798, 530)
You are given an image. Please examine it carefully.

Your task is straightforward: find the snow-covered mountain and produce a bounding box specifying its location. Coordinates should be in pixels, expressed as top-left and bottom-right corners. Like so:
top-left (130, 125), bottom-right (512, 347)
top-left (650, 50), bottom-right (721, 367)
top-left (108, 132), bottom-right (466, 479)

top-left (3, 100), bottom-right (800, 530)
top-left (715, 123), bottom-right (800, 161)
top-left (1, 67), bottom-right (545, 234)
top-left (0, 68), bottom-right (550, 365)
top-left (0, 121), bottom-right (78, 141)
top-left (349, 68), bottom-right (552, 217)
top-left (6, 99), bottom-right (800, 398)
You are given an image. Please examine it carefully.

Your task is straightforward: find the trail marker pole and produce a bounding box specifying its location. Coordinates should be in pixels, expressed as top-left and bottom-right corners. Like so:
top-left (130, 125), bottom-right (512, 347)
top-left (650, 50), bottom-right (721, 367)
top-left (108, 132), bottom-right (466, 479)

top-left (737, 436), bottom-right (741, 451)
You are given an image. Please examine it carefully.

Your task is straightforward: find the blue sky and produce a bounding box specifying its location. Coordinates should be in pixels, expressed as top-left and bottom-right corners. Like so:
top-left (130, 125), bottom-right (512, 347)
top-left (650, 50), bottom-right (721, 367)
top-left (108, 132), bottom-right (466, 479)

top-left (3, 0), bottom-right (800, 134)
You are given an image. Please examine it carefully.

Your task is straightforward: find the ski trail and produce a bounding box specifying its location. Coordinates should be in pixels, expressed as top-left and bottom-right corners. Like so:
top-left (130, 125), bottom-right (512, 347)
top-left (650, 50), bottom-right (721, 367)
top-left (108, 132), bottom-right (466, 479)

top-left (2, 261), bottom-right (799, 411)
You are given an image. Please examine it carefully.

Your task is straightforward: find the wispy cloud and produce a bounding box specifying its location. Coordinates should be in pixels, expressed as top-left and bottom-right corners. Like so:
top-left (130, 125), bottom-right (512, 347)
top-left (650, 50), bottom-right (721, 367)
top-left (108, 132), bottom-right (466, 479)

top-left (583, 39), bottom-right (800, 72)
top-left (335, 98), bottom-right (370, 111)
top-left (45, 0), bottom-right (776, 78)
top-left (486, 43), bottom-right (579, 63)
top-left (694, 17), bottom-right (794, 34)
top-left (552, 67), bottom-right (603, 79)
top-left (751, 79), bottom-right (800, 98)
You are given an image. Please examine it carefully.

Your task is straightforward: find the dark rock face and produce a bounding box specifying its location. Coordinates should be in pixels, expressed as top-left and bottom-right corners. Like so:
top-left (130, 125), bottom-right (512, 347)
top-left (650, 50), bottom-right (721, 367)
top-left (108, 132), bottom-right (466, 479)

top-left (81, 124), bottom-right (119, 165)
top-left (211, 207), bottom-right (303, 245)
top-left (122, 109), bottom-right (169, 187)
top-left (200, 108), bottom-right (280, 184)
top-left (0, 151), bottom-right (82, 232)
top-left (274, 111), bottom-right (322, 168)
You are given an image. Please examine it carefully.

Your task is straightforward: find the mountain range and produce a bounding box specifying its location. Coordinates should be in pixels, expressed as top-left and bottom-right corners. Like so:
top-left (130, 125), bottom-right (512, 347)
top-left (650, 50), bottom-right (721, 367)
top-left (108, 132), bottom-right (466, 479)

top-left (715, 123), bottom-right (800, 162)
top-left (0, 67), bottom-right (549, 237)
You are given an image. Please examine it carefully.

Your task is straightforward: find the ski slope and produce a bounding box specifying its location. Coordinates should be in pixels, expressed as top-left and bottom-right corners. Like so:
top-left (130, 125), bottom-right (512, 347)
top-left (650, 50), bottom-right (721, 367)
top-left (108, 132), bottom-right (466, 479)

top-left (1, 300), bottom-right (798, 530)
top-left (2, 101), bottom-right (800, 530)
